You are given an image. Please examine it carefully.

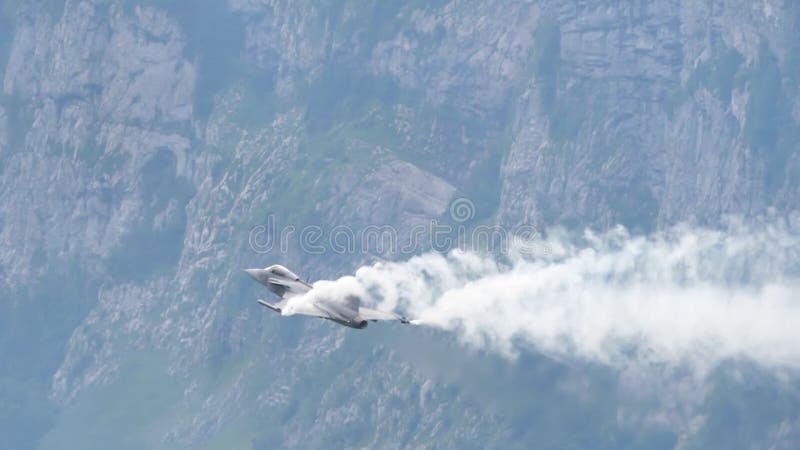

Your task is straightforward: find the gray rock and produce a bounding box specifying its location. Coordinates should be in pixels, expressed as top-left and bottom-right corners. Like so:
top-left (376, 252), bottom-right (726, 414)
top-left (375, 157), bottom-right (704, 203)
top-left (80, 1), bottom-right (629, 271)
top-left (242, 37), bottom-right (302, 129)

top-left (2, 0), bottom-right (799, 448)
top-left (0, 105), bottom-right (6, 151)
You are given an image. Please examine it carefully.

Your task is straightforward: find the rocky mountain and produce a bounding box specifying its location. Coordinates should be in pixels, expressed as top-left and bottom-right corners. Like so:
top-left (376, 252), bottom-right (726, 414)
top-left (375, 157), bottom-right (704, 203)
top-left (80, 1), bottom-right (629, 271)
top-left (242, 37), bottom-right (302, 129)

top-left (1, 0), bottom-right (799, 448)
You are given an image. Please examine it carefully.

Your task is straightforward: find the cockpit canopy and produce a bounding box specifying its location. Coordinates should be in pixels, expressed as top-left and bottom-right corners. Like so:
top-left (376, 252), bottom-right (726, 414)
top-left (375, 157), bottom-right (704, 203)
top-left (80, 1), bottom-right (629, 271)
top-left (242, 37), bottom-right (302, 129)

top-left (266, 264), bottom-right (300, 280)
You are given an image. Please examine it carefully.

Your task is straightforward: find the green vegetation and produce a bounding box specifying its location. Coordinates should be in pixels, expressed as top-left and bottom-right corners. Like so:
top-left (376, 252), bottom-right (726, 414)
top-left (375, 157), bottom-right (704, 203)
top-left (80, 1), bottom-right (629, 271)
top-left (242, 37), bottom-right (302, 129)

top-left (228, 79), bottom-right (283, 130)
top-left (688, 364), bottom-right (800, 449)
top-left (39, 353), bottom-right (182, 450)
top-left (303, 66), bottom-right (411, 134)
top-left (687, 46), bottom-right (744, 104)
top-left (106, 148), bottom-right (195, 282)
top-left (0, 263), bottom-right (102, 449)
top-left (248, 330), bottom-right (425, 449)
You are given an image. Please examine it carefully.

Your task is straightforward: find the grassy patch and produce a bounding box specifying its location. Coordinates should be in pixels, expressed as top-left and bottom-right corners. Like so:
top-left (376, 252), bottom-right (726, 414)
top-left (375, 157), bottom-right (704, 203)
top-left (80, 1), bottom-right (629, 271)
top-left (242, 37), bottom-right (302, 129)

top-left (0, 265), bottom-right (101, 449)
top-left (39, 353), bottom-right (181, 450)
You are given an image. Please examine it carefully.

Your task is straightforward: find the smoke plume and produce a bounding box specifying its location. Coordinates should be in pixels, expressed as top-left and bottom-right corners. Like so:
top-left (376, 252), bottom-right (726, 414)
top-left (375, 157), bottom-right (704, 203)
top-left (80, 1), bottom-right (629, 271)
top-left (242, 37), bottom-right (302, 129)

top-left (305, 216), bottom-right (800, 372)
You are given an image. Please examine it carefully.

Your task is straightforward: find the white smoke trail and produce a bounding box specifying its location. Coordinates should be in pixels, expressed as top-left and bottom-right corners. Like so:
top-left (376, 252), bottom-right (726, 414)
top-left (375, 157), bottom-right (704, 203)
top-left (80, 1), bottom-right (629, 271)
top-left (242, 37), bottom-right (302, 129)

top-left (305, 216), bottom-right (800, 372)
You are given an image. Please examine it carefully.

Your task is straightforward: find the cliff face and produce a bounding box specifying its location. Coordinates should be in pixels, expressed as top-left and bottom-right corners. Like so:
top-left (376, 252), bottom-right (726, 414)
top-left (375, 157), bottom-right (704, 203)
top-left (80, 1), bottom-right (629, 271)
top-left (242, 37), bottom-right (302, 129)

top-left (1, 1), bottom-right (799, 449)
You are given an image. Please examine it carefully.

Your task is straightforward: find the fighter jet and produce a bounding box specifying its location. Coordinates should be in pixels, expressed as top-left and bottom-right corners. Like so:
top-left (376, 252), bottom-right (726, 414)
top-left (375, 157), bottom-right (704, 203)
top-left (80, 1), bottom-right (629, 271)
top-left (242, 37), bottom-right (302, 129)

top-left (245, 264), bottom-right (410, 329)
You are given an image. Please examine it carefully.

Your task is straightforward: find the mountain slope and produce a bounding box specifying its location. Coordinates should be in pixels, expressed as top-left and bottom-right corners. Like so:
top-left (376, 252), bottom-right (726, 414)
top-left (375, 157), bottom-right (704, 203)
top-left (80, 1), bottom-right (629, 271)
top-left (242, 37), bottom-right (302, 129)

top-left (1, 0), bottom-right (799, 448)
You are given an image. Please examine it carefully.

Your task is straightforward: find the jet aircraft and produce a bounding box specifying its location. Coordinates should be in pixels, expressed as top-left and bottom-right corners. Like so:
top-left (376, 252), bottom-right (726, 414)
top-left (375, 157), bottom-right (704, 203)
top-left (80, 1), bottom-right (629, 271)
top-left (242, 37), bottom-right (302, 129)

top-left (245, 265), bottom-right (411, 329)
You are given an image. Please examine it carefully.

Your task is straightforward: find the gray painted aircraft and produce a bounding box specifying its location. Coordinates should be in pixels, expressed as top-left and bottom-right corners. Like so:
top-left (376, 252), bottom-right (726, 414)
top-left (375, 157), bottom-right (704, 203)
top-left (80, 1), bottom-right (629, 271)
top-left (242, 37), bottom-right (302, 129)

top-left (245, 264), bottom-right (411, 329)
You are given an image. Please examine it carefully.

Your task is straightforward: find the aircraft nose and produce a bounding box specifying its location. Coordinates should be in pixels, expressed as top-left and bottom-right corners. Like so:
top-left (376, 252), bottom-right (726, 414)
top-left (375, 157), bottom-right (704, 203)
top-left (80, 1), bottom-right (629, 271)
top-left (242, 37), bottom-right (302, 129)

top-left (244, 269), bottom-right (261, 280)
